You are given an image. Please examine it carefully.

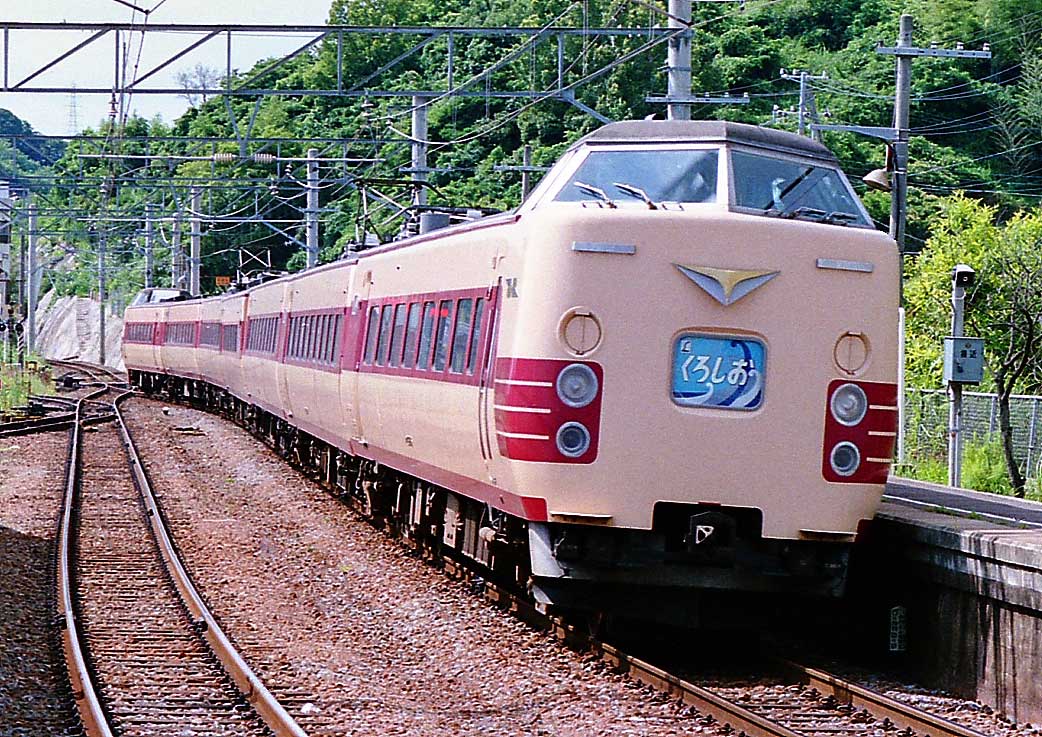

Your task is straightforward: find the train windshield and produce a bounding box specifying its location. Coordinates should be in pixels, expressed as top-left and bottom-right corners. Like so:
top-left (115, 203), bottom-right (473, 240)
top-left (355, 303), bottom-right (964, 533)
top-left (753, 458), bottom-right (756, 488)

top-left (555, 148), bottom-right (719, 204)
top-left (731, 151), bottom-right (870, 226)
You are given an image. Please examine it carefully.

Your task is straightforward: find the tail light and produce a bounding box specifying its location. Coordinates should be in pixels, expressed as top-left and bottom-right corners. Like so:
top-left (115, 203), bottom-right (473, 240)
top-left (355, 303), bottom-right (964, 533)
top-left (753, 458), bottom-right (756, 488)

top-left (494, 358), bottom-right (603, 463)
top-left (822, 379), bottom-right (897, 484)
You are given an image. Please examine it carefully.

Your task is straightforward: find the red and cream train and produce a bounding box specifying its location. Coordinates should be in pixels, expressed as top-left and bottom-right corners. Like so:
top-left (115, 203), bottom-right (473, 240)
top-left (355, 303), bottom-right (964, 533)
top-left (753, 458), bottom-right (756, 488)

top-left (123, 121), bottom-right (899, 619)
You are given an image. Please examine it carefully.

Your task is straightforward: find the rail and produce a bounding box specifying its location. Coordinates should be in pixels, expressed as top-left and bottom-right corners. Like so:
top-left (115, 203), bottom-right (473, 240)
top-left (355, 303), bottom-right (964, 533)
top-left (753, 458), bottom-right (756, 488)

top-left (54, 369), bottom-right (307, 737)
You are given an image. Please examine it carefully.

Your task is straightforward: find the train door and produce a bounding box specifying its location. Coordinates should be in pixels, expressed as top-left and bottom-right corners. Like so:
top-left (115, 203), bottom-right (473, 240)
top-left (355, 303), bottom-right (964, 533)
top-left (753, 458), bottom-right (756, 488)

top-left (276, 282), bottom-right (294, 412)
top-left (477, 281), bottom-right (501, 479)
top-left (349, 269), bottom-right (372, 444)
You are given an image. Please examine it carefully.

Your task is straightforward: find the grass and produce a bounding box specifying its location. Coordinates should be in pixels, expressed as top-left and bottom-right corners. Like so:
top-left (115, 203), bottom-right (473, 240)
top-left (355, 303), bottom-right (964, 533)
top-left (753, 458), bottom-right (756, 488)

top-left (905, 432), bottom-right (1042, 501)
top-left (0, 359), bottom-right (55, 413)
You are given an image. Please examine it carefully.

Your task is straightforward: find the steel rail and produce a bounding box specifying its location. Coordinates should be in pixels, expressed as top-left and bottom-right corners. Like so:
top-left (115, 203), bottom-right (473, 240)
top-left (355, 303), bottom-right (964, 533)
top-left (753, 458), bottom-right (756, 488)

top-left (113, 393), bottom-right (308, 737)
top-left (775, 659), bottom-right (991, 737)
top-left (479, 582), bottom-right (804, 737)
top-left (56, 386), bottom-right (119, 737)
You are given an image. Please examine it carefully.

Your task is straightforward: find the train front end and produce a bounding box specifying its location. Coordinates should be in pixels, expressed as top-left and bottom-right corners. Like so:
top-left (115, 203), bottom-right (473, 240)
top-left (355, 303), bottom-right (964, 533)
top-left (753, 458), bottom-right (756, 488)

top-left (492, 121), bottom-right (899, 614)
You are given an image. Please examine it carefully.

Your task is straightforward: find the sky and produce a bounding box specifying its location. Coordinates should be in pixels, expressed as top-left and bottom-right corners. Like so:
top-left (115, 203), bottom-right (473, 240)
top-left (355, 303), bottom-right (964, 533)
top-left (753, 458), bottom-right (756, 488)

top-left (1, 0), bottom-right (334, 135)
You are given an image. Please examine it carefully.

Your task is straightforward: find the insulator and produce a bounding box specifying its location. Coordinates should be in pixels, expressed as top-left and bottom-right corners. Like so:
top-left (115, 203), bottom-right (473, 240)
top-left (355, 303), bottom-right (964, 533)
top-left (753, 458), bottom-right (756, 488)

top-left (212, 152), bottom-right (236, 163)
top-left (251, 153), bottom-right (277, 164)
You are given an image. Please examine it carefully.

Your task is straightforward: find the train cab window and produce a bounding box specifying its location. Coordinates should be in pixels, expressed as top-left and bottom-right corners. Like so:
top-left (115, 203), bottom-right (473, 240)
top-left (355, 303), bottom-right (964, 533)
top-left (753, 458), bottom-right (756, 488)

top-left (432, 300), bottom-right (454, 372)
top-left (376, 305), bottom-right (395, 365)
top-left (449, 299), bottom-right (474, 374)
top-left (364, 307), bottom-right (381, 364)
top-left (402, 303), bottom-right (422, 368)
top-left (555, 148), bottom-right (719, 205)
top-left (416, 302), bottom-right (436, 370)
top-left (389, 304), bottom-right (408, 367)
top-left (731, 151), bottom-right (869, 226)
top-left (467, 298), bottom-right (485, 374)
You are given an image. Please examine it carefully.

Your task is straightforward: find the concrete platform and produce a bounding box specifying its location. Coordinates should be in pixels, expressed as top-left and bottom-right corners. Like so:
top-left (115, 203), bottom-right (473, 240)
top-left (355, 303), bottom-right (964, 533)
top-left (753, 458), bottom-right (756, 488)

top-left (853, 477), bottom-right (1042, 724)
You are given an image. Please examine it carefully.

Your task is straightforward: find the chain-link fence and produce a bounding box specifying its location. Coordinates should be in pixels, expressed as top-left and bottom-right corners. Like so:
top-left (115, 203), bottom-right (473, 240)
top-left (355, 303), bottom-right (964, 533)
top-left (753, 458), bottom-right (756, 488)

top-left (902, 388), bottom-right (1042, 480)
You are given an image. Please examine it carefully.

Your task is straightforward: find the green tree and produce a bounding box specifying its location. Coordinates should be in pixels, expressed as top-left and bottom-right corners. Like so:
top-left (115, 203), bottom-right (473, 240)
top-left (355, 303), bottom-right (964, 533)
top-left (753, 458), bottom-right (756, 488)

top-left (904, 194), bottom-right (1042, 495)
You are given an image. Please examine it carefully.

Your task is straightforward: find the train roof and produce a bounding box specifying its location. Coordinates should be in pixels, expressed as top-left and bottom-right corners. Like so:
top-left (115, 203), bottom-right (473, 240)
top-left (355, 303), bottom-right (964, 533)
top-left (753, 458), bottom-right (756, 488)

top-left (571, 120), bottom-right (837, 163)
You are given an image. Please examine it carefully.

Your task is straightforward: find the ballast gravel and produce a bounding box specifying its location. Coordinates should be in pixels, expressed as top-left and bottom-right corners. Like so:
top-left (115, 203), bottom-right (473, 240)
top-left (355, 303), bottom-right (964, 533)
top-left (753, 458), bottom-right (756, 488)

top-left (0, 432), bottom-right (81, 735)
top-left (122, 398), bottom-right (704, 736)
top-left (120, 397), bottom-right (1042, 737)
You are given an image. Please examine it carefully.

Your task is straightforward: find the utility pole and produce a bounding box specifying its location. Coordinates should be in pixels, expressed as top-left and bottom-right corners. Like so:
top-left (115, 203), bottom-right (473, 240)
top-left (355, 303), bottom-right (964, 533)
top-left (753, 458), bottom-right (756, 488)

top-left (143, 203), bottom-right (154, 289)
top-left (98, 225), bottom-right (106, 366)
top-left (779, 69), bottom-right (828, 139)
top-left (171, 210), bottom-right (183, 290)
top-left (666, 0), bottom-right (692, 121)
top-left (27, 204), bottom-right (37, 356)
top-left (873, 15), bottom-right (990, 256)
top-left (189, 187), bottom-right (201, 297)
top-left (648, 1), bottom-right (748, 115)
top-left (492, 145), bottom-right (550, 201)
top-left (305, 148), bottom-right (319, 269)
top-left (411, 95), bottom-right (429, 207)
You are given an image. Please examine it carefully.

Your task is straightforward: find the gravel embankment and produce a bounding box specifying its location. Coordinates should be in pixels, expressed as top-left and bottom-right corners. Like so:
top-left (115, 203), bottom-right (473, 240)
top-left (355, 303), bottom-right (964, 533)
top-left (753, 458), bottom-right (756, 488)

top-left (122, 397), bottom-right (1042, 737)
top-left (0, 431), bottom-right (81, 735)
top-left (122, 398), bottom-right (703, 737)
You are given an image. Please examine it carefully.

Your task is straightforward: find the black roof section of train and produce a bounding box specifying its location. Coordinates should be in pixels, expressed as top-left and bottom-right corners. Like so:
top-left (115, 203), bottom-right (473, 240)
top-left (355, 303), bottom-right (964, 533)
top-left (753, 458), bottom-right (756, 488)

top-left (572, 120), bottom-right (838, 163)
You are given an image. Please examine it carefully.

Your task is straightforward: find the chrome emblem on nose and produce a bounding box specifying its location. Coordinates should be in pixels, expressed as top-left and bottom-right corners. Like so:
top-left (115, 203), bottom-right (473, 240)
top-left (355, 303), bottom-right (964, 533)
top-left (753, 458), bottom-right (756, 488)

top-left (674, 264), bottom-right (780, 306)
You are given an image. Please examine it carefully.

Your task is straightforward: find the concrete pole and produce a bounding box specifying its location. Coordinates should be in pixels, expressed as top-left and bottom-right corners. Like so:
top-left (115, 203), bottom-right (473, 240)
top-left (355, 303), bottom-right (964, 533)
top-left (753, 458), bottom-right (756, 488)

top-left (144, 203), bottom-right (154, 289)
top-left (411, 96), bottom-right (429, 207)
top-left (797, 71), bottom-right (808, 137)
top-left (26, 205), bottom-right (37, 355)
top-left (189, 187), bottom-right (201, 297)
top-left (98, 227), bottom-right (106, 366)
top-left (948, 276), bottom-right (967, 487)
top-left (890, 14), bottom-right (913, 258)
top-left (521, 145), bottom-right (533, 199)
top-left (306, 148), bottom-right (319, 269)
top-left (666, 0), bottom-right (692, 121)
top-left (171, 211), bottom-right (182, 290)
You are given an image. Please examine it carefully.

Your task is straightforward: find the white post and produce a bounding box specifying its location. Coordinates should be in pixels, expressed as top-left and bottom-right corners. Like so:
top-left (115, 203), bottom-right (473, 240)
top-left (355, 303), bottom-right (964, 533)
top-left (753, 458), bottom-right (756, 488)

top-left (189, 187), bottom-right (201, 297)
top-left (306, 148), bottom-right (319, 269)
top-left (948, 275), bottom-right (967, 487)
top-left (411, 96), bottom-right (429, 207)
top-left (27, 204), bottom-right (37, 355)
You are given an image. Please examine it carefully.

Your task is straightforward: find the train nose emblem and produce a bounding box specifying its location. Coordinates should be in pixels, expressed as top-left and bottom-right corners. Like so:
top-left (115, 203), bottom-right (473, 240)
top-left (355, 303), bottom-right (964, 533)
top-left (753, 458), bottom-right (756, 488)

top-left (674, 264), bottom-right (779, 306)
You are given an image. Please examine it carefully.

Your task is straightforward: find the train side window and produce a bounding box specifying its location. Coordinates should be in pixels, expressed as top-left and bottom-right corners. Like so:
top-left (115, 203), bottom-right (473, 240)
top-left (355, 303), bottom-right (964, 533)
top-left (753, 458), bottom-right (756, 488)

top-left (449, 299), bottom-right (473, 374)
top-left (389, 304), bottom-right (408, 367)
top-left (331, 314), bottom-right (343, 364)
top-left (416, 301), bottom-right (436, 370)
top-left (432, 300), bottom-right (453, 372)
top-left (402, 303), bottom-right (422, 368)
top-left (376, 305), bottom-right (395, 366)
top-left (363, 307), bottom-right (381, 364)
top-left (467, 298), bottom-right (485, 374)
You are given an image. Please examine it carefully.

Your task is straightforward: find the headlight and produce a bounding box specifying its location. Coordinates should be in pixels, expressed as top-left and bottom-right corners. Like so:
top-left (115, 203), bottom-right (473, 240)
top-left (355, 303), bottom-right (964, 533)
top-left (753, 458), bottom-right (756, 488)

top-left (830, 442), bottom-right (861, 477)
top-left (556, 363), bottom-right (598, 408)
top-left (830, 382), bottom-right (868, 426)
top-left (556, 422), bottom-right (591, 458)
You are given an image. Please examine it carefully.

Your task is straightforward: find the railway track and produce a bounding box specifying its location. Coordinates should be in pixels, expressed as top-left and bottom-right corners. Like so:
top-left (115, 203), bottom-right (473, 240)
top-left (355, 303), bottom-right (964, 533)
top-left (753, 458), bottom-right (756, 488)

top-left (55, 375), bottom-right (307, 736)
top-left (478, 576), bottom-right (993, 737)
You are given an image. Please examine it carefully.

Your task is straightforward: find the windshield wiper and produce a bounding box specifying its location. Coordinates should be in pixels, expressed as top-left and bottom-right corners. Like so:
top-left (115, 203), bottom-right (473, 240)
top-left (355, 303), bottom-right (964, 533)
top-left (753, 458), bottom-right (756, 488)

top-left (823, 211), bottom-right (858, 226)
top-left (779, 207), bottom-right (827, 221)
top-left (613, 181), bottom-right (658, 210)
top-left (573, 181), bottom-right (617, 209)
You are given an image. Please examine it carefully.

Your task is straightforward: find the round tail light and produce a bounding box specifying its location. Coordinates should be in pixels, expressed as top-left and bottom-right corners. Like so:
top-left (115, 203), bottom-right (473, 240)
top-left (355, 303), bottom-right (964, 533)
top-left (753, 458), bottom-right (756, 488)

top-left (556, 422), bottom-right (591, 458)
top-left (830, 442), bottom-right (861, 477)
top-left (830, 383), bottom-right (868, 426)
top-left (556, 363), bottom-right (598, 408)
